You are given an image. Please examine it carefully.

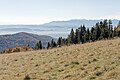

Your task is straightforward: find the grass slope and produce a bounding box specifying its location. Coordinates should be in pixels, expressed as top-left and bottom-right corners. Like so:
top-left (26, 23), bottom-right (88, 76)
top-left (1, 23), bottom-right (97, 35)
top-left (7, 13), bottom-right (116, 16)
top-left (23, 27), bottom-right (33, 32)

top-left (0, 38), bottom-right (120, 80)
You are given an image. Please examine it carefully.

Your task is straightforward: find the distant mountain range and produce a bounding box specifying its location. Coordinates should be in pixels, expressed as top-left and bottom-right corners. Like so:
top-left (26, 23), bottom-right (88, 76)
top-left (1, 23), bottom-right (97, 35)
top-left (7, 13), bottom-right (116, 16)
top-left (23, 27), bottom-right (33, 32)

top-left (41, 19), bottom-right (120, 28)
top-left (0, 19), bottom-right (119, 28)
top-left (0, 32), bottom-right (55, 51)
top-left (0, 19), bottom-right (119, 38)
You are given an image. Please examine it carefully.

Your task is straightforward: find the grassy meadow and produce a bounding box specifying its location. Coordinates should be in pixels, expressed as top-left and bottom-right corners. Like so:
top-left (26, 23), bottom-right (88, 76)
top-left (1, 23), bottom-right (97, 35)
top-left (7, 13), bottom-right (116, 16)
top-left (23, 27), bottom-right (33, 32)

top-left (0, 38), bottom-right (120, 80)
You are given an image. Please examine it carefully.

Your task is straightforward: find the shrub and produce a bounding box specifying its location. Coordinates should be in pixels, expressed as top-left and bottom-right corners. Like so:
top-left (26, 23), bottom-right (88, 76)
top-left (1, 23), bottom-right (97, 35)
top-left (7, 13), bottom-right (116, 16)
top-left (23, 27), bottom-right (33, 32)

top-left (24, 75), bottom-right (30, 80)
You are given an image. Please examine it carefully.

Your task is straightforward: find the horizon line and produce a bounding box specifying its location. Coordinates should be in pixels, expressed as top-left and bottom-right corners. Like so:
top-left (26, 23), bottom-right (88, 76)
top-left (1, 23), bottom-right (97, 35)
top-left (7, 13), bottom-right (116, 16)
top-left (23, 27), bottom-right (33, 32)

top-left (0, 18), bottom-right (119, 25)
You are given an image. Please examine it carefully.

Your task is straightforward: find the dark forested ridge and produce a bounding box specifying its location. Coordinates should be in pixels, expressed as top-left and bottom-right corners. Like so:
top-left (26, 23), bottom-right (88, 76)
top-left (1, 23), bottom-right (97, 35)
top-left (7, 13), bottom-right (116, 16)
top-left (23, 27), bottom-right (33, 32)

top-left (0, 32), bottom-right (54, 51)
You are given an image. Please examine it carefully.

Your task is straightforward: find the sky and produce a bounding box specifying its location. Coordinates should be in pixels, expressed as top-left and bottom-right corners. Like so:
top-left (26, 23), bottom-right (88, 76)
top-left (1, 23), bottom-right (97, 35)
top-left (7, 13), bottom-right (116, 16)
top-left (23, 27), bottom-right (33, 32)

top-left (0, 0), bottom-right (120, 25)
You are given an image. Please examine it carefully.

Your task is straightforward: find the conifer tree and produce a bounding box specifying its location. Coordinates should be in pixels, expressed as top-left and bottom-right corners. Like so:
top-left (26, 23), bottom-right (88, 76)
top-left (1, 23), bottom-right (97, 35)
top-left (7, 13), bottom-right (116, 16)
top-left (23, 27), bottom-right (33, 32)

top-left (74, 29), bottom-right (79, 44)
top-left (35, 40), bottom-right (42, 50)
top-left (90, 27), bottom-right (95, 41)
top-left (47, 42), bottom-right (50, 49)
top-left (70, 28), bottom-right (74, 44)
top-left (51, 39), bottom-right (57, 48)
top-left (57, 37), bottom-right (62, 47)
top-left (86, 28), bottom-right (90, 42)
top-left (39, 41), bottom-right (42, 49)
top-left (95, 23), bottom-right (101, 40)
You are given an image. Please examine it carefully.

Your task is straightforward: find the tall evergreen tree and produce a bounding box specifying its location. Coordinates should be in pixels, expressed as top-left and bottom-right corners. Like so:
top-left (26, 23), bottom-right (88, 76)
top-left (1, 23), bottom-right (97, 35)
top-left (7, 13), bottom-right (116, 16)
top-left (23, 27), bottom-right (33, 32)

top-left (39, 41), bottom-right (42, 49)
top-left (74, 29), bottom-right (79, 44)
top-left (95, 23), bottom-right (101, 40)
top-left (90, 27), bottom-right (95, 41)
top-left (35, 40), bottom-right (42, 50)
top-left (108, 19), bottom-right (112, 30)
top-left (103, 19), bottom-right (108, 28)
top-left (82, 25), bottom-right (86, 33)
top-left (103, 20), bottom-right (109, 39)
top-left (51, 39), bottom-right (57, 48)
top-left (70, 28), bottom-right (74, 44)
top-left (108, 20), bottom-right (113, 39)
top-left (79, 25), bottom-right (86, 43)
top-left (86, 28), bottom-right (90, 42)
top-left (57, 37), bottom-right (62, 47)
top-left (47, 42), bottom-right (51, 49)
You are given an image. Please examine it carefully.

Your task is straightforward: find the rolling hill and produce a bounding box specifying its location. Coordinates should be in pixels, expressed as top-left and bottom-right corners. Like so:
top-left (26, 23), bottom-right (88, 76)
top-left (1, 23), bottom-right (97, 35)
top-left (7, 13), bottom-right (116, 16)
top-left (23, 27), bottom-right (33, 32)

top-left (0, 32), bottom-right (55, 51)
top-left (0, 38), bottom-right (120, 80)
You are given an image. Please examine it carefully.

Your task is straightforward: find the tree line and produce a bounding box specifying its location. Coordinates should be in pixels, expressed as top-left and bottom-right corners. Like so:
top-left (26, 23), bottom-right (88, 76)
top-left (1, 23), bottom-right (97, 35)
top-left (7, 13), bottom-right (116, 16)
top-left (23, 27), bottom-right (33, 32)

top-left (34, 19), bottom-right (120, 50)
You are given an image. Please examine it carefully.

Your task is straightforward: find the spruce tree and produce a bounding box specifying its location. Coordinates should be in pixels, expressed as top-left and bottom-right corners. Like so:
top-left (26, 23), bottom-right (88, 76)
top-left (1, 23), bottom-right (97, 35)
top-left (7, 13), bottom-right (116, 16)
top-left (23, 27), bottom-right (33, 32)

top-left (74, 29), bottom-right (79, 44)
top-left (57, 37), bottom-right (62, 47)
top-left (95, 23), bottom-right (101, 40)
top-left (35, 43), bottom-right (39, 50)
top-left (86, 28), bottom-right (90, 42)
top-left (70, 28), bottom-right (74, 44)
top-left (90, 27), bottom-right (95, 41)
top-left (35, 40), bottom-right (42, 50)
top-left (53, 41), bottom-right (57, 48)
top-left (108, 19), bottom-right (112, 30)
top-left (39, 41), bottom-right (42, 49)
top-left (79, 25), bottom-right (85, 43)
top-left (103, 20), bottom-right (109, 39)
top-left (51, 39), bottom-right (57, 48)
top-left (47, 42), bottom-right (50, 49)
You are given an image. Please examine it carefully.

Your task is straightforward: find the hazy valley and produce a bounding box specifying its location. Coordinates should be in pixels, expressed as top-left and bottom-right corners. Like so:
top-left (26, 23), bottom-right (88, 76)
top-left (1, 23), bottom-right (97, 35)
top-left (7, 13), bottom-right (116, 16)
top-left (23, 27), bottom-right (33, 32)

top-left (0, 19), bottom-right (119, 38)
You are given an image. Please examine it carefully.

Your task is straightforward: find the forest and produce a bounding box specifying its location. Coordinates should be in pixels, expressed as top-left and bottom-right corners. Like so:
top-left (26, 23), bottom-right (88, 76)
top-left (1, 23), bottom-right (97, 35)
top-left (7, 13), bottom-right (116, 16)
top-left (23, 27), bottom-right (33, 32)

top-left (37, 19), bottom-right (120, 49)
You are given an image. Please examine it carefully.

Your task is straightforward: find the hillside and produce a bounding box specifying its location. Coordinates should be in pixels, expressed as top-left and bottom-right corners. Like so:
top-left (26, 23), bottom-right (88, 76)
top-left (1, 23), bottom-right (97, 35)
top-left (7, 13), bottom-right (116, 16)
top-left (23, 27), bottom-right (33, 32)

top-left (0, 38), bottom-right (120, 80)
top-left (0, 32), bottom-right (54, 51)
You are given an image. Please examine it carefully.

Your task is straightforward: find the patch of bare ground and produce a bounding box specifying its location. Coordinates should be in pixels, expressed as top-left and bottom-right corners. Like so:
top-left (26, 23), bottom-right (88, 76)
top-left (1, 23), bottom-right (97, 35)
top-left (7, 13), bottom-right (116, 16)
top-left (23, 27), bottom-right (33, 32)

top-left (0, 38), bottom-right (120, 80)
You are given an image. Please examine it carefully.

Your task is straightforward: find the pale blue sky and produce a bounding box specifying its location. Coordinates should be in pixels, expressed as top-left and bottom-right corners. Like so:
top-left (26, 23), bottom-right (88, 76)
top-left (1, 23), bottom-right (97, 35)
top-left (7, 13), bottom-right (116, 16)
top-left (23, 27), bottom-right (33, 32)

top-left (0, 0), bottom-right (120, 24)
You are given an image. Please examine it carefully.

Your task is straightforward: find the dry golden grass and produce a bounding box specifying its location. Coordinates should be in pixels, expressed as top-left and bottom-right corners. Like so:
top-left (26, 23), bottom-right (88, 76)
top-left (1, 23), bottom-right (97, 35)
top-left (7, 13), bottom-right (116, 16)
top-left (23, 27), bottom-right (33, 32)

top-left (117, 26), bottom-right (120, 31)
top-left (0, 38), bottom-right (120, 80)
